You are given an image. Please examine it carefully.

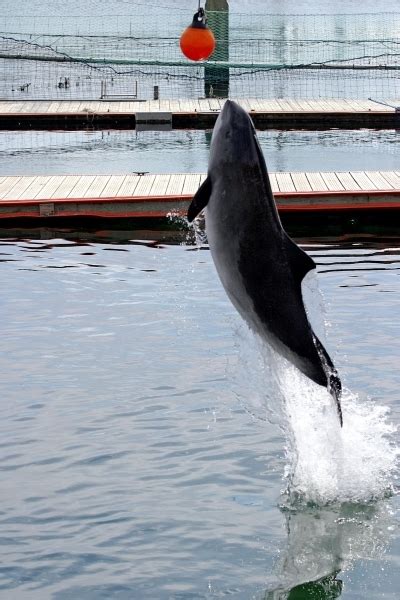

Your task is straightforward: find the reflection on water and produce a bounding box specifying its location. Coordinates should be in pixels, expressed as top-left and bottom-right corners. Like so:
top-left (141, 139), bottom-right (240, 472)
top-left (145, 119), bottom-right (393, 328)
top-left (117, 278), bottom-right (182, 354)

top-left (265, 501), bottom-right (394, 599)
top-left (268, 575), bottom-right (342, 599)
top-left (281, 576), bottom-right (342, 599)
top-left (1, 209), bottom-right (400, 248)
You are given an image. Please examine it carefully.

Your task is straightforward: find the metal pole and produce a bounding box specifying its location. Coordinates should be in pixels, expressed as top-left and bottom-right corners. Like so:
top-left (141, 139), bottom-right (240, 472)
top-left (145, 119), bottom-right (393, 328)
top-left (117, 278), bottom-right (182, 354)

top-left (204, 0), bottom-right (229, 98)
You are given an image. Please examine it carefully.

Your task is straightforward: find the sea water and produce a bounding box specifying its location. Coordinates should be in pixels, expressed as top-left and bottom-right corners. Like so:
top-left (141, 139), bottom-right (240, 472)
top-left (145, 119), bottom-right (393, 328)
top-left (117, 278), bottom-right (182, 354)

top-left (0, 232), bottom-right (399, 599)
top-left (0, 129), bottom-right (398, 176)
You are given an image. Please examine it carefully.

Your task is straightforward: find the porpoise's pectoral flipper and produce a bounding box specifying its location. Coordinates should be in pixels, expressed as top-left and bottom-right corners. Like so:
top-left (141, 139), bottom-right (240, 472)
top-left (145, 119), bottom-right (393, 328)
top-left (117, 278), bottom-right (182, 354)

top-left (187, 176), bottom-right (212, 222)
top-left (313, 335), bottom-right (343, 427)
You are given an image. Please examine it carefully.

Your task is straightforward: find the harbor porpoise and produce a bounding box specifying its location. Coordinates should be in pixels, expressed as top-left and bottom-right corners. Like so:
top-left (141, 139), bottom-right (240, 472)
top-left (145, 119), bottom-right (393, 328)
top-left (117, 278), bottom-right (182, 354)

top-left (187, 100), bottom-right (343, 426)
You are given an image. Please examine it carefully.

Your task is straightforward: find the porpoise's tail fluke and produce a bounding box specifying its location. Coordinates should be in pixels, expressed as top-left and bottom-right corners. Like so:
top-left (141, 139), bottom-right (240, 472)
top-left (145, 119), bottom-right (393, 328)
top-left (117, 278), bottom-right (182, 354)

top-left (329, 372), bottom-right (343, 427)
top-left (313, 335), bottom-right (343, 427)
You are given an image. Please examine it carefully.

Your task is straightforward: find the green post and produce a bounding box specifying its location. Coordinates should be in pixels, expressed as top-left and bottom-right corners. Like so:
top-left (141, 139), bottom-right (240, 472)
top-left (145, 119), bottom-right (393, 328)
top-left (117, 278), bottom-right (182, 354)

top-left (204, 0), bottom-right (229, 98)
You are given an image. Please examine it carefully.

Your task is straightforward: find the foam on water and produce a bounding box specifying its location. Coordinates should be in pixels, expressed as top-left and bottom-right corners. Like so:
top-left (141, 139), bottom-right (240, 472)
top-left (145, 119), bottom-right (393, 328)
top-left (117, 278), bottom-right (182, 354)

top-left (280, 366), bottom-right (398, 505)
top-left (231, 324), bottom-right (399, 506)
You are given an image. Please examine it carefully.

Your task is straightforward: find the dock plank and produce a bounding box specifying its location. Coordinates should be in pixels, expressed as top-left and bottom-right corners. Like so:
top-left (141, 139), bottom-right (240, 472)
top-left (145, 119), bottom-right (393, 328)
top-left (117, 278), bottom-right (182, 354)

top-left (276, 173), bottom-right (296, 193)
top-left (0, 171), bottom-right (398, 220)
top-left (182, 174), bottom-right (202, 195)
top-left (310, 99), bottom-right (331, 112)
top-left (235, 99), bottom-right (249, 111)
top-left (290, 99), bottom-right (314, 111)
top-left (351, 171), bottom-right (379, 190)
top-left (166, 173), bottom-right (186, 196)
top-left (380, 171), bottom-right (400, 188)
top-left (50, 175), bottom-right (89, 199)
top-left (146, 100), bottom-right (160, 112)
top-left (66, 175), bottom-right (97, 198)
top-left (197, 99), bottom-right (213, 112)
top-left (82, 175), bottom-right (112, 198)
top-left (0, 103), bottom-right (17, 114)
top-left (134, 174), bottom-right (157, 196)
top-left (320, 172), bottom-right (345, 191)
top-left (1, 176), bottom-right (37, 200)
top-left (160, 100), bottom-right (170, 111)
top-left (11, 102), bottom-right (28, 113)
top-left (178, 100), bottom-right (197, 113)
top-left (117, 175), bottom-right (141, 197)
top-left (168, 100), bottom-right (181, 113)
top-left (0, 176), bottom-right (23, 199)
top-left (305, 172), bottom-right (329, 192)
top-left (17, 176), bottom-right (54, 200)
top-left (33, 102), bottom-right (52, 113)
top-left (364, 171), bottom-right (395, 190)
top-left (291, 172), bottom-right (313, 192)
top-left (208, 99), bottom-right (222, 111)
top-left (358, 99), bottom-right (392, 112)
top-left (341, 99), bottom-right (366, 112)
top-left (98, 102), bottom-right (111, 113)
top-left (47, 102), bottom-right (61, 113)
top-left (1, 97), bottom-right (397, 116)
top-left (35, 175), bottom-right (67, 199)
top-left (0, 98), bottom-right (398, 131)
top-left (60, 175), bottom-right (83, 198)
top-left (286, 99), bottom-right (308, 112)
top-left (269, 173), bottom-right (279, 194)
top-left (275, 99), bottom-right (294, 112)
top-left (14, 102), bottom-right (34, 113)
top-left (100, 175), bottom-right (127, 197)
top-left (335, 172), bottom-right (362, 190)
top-left (150, 174), bottom-right (171, 196)
top-left (324, 100), bottom-right (347, 112)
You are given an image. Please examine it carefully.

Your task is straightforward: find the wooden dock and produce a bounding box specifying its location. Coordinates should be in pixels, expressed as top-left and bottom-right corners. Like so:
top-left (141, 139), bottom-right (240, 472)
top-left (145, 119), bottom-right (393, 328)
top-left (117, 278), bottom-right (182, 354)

top-left (0, 98), bottom-right (399, 129)
top-left (0, 171), bottom-right (399, 220)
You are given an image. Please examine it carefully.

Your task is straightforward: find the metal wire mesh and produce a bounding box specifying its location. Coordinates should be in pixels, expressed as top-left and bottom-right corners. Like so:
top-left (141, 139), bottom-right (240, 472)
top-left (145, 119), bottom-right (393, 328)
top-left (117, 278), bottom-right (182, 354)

top-left (0, 11), bottom-right (399, 100)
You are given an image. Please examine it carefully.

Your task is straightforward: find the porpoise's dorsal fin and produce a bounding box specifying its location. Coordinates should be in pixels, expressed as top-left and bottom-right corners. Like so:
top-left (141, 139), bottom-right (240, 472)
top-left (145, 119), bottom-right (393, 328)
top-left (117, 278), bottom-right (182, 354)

top-left (283, 233), bottom-right (316, 286)
top-left (187, 176), bottom-right (212, 222)
top-left (285, 235), bottom-right (344, 427)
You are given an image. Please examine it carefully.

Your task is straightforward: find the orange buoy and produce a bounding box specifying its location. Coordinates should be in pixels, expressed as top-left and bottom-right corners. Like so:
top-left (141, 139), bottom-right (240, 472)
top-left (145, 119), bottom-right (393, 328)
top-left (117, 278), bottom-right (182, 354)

top-left (180, 7), bottom-right (216, 62)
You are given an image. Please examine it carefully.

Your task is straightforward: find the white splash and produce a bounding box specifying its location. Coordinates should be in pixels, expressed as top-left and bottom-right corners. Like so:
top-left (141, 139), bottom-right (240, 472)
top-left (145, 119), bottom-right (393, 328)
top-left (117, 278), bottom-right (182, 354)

top-left (279, 364), bottom-right (398, 505)
top-left (231, 323), bottom-right (399, 506)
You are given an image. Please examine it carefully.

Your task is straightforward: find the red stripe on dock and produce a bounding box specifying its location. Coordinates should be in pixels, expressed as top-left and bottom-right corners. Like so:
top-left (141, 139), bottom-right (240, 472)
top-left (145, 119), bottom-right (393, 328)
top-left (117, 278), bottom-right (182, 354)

top-left (0, 189), bottom-right (399, 220)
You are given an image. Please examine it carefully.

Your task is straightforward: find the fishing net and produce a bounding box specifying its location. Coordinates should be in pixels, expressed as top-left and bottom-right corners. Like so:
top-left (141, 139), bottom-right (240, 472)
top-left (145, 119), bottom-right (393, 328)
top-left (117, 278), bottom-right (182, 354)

top-left (0, 10), bottom-right (399, 101)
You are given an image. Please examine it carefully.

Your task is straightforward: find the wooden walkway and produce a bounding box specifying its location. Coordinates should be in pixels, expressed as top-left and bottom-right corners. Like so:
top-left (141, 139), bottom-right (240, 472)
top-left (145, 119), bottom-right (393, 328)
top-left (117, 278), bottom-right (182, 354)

top-left (0, 171), bottom-right (399, 220)
top-left (0, 98), bottom-right (399, 129)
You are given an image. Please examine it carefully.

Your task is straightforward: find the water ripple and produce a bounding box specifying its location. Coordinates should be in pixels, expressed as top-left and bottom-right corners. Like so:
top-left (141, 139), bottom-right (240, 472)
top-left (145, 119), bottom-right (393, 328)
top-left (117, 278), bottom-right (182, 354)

top-left (0, 236), bottom-right (398, 599)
